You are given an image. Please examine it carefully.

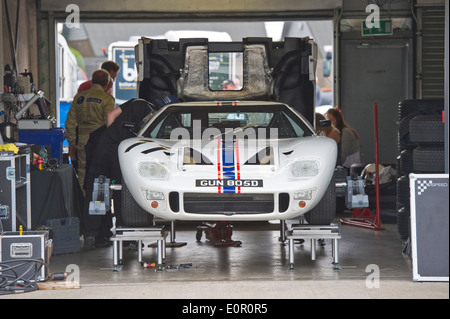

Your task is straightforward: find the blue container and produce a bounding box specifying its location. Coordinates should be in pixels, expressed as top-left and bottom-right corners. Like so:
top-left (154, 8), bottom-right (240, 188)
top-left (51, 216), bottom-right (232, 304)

top-left (18, 128), bottom-right (66, 164)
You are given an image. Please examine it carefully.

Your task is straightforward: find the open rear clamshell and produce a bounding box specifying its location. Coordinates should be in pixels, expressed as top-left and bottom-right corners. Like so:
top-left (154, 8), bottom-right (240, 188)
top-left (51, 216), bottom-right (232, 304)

top-left (135, 37), bottom-right (316, 123)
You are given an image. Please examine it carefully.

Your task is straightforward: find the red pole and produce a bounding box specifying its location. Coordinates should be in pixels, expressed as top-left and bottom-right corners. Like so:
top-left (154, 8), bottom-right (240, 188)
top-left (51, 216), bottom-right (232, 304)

top-left (339, 104), bottom-right (384, 230)
top-left (374, 103), bottom-right (382, 229)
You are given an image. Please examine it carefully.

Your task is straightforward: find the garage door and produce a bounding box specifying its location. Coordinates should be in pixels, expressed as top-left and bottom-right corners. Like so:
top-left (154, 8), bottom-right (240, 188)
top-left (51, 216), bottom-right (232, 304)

top-left (340, 41), bottom-right (411, 165)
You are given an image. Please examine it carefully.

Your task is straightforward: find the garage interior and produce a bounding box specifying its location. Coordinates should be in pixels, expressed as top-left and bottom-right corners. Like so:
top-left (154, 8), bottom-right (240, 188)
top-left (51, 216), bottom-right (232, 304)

top-left (0, 0), bottom-right (448, 300)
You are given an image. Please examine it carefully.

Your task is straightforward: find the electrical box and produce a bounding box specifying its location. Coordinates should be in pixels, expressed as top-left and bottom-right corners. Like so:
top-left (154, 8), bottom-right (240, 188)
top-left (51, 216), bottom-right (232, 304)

top-left (0, 231), bottom-right (50, 282)
top-left (18, 119), bottom-right (54, 130)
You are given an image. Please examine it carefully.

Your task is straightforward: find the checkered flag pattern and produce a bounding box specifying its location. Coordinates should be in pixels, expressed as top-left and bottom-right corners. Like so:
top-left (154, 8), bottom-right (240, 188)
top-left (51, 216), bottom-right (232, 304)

top-left (417, 180), bottom-right (433, 195)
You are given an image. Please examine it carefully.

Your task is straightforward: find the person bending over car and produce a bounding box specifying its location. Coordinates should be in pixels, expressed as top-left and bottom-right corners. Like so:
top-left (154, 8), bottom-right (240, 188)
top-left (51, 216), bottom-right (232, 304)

top-left (82, 98), bottom-right (156, 249)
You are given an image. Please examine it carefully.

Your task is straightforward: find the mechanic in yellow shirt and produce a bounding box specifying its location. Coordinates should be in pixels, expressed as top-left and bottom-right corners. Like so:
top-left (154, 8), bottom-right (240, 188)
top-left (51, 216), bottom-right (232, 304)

top-left (65, 69), bottom-right (115, 190)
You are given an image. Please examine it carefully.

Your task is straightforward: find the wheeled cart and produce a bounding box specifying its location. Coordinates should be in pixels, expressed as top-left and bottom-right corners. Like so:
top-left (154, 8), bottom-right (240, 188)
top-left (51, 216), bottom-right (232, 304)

top-left (110, 227), bottom-right (167, 272)
top-left (286, 224), bottom-right (341, 270)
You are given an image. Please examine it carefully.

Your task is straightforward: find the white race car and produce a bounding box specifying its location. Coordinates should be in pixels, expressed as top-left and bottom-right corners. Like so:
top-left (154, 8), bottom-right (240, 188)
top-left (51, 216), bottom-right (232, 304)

top-left (119, 100), bottom-right (337, 223)
top-left (118, 37), bottom-right (338, 225)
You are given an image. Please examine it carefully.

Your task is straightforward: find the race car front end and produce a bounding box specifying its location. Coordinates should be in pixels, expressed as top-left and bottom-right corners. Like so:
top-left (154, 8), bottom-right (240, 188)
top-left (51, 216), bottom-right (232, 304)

top-left (118, 134), bottom-right (337, 221)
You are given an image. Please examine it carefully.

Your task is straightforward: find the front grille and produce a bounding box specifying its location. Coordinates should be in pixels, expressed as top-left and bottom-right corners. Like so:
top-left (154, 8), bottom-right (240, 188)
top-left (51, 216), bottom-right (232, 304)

top-left (183, 193), bottom-right (274, 214)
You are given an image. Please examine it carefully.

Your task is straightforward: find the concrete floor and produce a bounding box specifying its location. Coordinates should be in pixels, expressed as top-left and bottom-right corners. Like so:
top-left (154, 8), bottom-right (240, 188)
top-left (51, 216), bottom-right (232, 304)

top-left (2, 212), bottom-right (448, 300)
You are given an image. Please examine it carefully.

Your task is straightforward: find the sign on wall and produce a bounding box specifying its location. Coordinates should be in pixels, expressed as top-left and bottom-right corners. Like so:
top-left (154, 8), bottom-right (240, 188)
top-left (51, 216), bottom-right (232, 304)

top-left (112, 46), bottom-right (137, 105)
top-left (361, 19), bottom-right (393, 36)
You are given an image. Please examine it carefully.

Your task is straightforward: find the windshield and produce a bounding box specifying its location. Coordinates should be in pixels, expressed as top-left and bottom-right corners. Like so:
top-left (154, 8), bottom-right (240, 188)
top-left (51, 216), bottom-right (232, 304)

top-left (141, 104), bottom-right (313, 140)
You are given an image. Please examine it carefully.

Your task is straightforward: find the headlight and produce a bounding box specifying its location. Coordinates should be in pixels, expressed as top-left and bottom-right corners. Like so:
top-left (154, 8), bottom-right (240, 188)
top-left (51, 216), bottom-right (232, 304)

top-left (137, 161), bottom-right (169, 180)
top-left (290, 160), bottom-right (319, 178)
top-left (293, 189), bottom-right (315, 200)
top-left (145, 190), bottom-right (165, 200)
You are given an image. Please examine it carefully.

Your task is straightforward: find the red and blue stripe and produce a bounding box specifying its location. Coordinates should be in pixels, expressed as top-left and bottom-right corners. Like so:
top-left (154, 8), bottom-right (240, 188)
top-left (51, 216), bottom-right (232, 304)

top-left (217, 138), bottom-right (241, 194)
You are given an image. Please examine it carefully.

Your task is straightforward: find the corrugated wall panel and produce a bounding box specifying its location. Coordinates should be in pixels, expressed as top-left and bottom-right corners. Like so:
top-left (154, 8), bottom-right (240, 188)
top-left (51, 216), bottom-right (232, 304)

top-left (418, 8), bottom-right (445, 99)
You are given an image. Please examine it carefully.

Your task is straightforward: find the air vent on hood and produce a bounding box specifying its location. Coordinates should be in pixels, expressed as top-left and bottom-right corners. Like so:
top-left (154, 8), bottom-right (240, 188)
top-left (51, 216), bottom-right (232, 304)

top-left (183, 148), bottom-right (213, 165)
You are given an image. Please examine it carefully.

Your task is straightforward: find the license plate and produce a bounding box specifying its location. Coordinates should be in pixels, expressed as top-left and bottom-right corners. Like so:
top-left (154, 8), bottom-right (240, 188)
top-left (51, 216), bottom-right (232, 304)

top-left (196, 179), bottom-right (263, 187)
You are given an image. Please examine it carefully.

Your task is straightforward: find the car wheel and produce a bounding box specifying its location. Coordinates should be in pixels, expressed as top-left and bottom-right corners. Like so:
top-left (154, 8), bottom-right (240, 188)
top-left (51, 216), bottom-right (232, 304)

top-left (304, 175), bottom-right (336, 225)
top-left (397, 207), bottom-right (410, 241)
top-left (121, 182), bottom-right (153, 227)
top-left (396, 175), bottom-right (410, 209)
top-left (413, 145), bottom-right (445, 173)
top-left (398, 149), bottom-right (414, 176)
top-left (397, 99), bottom-right (444, 151)
top-left (409, 114), bottom-right (444, 144)
top-left (398, 99), bottom-right (443, 121)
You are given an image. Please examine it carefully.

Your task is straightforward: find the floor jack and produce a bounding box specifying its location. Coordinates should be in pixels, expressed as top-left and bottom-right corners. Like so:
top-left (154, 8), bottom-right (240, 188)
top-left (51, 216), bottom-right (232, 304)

top-left (196, 221), bottom-right (242, 247)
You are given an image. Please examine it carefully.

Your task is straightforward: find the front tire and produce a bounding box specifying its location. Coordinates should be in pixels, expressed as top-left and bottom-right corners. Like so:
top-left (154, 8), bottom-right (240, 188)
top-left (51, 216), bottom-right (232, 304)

top-left (304, 175), bottom-right (336, 225)
top-left (121, 182), bottom-right (153, 227)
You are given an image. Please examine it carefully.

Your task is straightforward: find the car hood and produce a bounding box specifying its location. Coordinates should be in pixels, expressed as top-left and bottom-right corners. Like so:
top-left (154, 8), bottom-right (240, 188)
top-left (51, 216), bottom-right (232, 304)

top-left (119, 135), bottom-right (337, 186)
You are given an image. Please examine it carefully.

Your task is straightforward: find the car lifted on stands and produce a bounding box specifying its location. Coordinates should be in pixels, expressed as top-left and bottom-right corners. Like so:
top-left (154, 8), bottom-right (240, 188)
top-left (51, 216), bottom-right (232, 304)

top-left (119, 37), bottom-right (337, 225)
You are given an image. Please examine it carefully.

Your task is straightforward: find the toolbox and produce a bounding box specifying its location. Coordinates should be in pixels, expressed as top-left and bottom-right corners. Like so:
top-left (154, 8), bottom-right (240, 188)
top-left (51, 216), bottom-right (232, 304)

top-left (0, 231), bottom-right (50, 282)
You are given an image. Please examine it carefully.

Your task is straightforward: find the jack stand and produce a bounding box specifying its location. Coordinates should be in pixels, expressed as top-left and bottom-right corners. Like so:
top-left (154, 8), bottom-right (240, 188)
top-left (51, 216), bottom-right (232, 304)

top-left (167, 221), bottom-right (187, 248)
top-left (340, 207), bottom-right (384, 230)
top-left (147, 220), bottom-right (186, 248)
top-left (286, 224), bottom-right (341, 270)
top-left (111, 226), bottom-right (168, 272)
top-left (351, 207), bottom-right (374, 219)
top-left (279, 220), bottom-right (286, 243)
top-left (340, 217), bottom-right (384, 230)
top-left (279, 217), bottom-right (307, 243)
